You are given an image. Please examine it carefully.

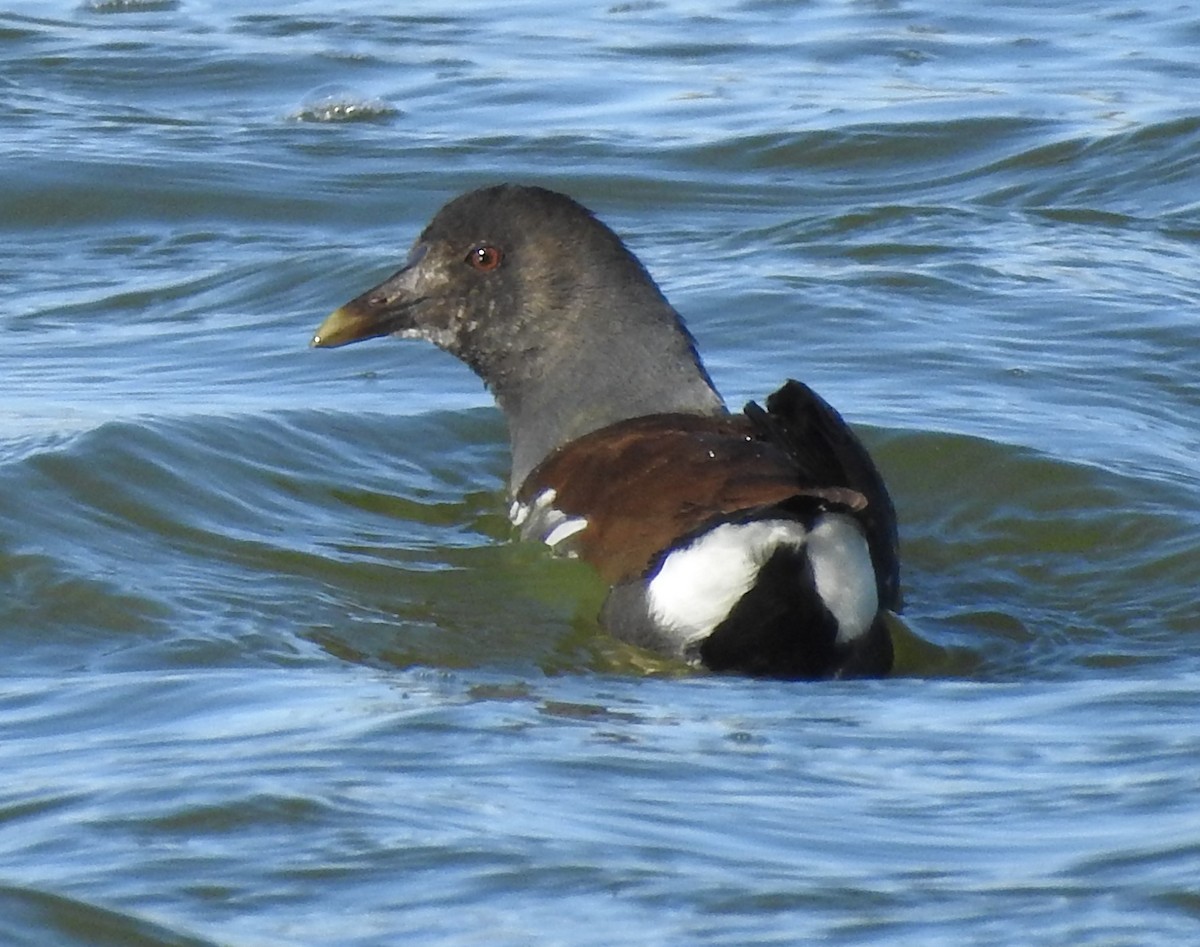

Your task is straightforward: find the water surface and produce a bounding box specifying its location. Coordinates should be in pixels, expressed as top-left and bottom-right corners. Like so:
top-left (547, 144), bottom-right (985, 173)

top-left (1, 1), bottom-right (1198, 944)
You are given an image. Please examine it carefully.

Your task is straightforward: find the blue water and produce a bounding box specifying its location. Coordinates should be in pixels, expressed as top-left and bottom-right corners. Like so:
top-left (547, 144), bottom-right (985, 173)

top-left (1, 1), bottom-right (1198, 944)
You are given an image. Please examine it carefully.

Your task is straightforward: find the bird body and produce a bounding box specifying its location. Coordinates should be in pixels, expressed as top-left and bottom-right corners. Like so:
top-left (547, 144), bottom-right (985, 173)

top-left (313, 184), bottom-right (900, 679)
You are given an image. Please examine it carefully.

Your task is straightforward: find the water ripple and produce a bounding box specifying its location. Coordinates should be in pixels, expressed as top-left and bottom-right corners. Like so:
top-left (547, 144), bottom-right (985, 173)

top-left (3, 3), bottom-right (1200, 943)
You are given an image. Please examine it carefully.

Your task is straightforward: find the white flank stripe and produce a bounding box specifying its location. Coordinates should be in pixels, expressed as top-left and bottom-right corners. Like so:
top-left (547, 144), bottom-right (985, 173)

top-left (543, 517), bottom-right (588, 548)
top-left (511, 487), bottom-right (589, 555)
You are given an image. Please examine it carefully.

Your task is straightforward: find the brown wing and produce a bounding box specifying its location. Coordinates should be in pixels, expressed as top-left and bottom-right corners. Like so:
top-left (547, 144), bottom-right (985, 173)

top-left (516, 413), bottom-right (865, 583)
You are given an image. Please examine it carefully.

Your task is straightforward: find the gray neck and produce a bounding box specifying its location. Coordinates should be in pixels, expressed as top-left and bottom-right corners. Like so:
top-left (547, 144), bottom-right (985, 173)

top-left (494, 302), bottom-right (726, 491)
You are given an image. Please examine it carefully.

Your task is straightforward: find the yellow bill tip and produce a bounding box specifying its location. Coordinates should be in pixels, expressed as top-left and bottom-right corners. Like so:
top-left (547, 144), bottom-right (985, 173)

top-left (310, 306), bottom-right (375, 349)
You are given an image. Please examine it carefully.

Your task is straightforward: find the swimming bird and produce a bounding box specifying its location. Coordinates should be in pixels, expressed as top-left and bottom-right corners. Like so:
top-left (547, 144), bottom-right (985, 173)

top-left (312, 184), bottom-right (900, 679)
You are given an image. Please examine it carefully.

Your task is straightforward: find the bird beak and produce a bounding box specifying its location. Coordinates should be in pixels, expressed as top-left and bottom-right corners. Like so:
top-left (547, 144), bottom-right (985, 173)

top-left (310, 245), bottom-right (427, 348)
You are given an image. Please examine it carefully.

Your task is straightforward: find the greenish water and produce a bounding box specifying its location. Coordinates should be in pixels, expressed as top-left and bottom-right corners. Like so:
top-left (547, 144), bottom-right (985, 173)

top-left (1, 1), bottom-right (1198, 944)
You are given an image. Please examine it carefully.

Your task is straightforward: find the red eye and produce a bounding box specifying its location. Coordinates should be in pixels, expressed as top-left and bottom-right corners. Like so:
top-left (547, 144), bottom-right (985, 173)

top-left (467, 244), bottom-right (503, 271)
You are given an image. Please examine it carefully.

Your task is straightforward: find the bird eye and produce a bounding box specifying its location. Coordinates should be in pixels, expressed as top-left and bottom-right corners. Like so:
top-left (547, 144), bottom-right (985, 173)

top-left (467, 244), bottom-right (503, 272)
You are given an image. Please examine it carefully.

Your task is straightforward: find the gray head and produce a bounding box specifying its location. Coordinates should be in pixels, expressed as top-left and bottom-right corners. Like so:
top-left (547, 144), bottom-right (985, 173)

top-left (313, 184), bottom-right (726, 487)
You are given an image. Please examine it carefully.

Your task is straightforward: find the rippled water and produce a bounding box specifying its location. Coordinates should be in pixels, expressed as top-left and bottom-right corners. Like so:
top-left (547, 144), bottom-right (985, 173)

top-left (2, 1), bottom-right (1199, 944)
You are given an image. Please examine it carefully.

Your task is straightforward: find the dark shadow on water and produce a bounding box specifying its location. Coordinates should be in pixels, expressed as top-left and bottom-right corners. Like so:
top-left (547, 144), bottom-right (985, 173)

top-left (0, 884), bottom-right (217, 947)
